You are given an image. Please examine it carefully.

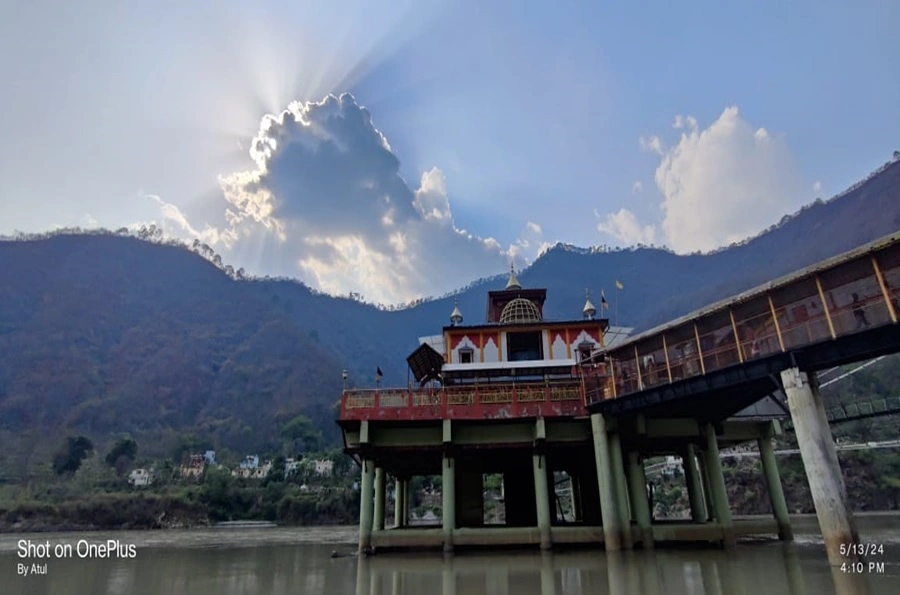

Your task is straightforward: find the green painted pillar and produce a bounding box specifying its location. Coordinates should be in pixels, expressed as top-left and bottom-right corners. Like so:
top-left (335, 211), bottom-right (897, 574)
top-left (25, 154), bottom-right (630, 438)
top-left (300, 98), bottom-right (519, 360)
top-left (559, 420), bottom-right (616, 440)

top-left (404, 480), bottom-right (411, 526)
top-left (533, 453), bottom-right (552, 549)
top-left (697, 455), bottom-right (714, 522)
top-left (683, 444), bottom-right (707, 523)
top-left (442, 456), bottom-right (456, 553)
top-left (590, 413), bottom-right (621, 551)
top-left (703, 424), bottom-right (735, 547)
top-left (609, 433), bottom-right (633, 549)
top-left (393, 478), bottom-right (403, 528)
top-left (358, 458), bottom-right (375, 553)
top-left (571, 475), bottom-right (583, 522)
top-left (626, 451), bottom-right (653, 549)
top-left (758, 433), bottom-right (793, 541)
top-left (373, 467), bottom-right (385, 531)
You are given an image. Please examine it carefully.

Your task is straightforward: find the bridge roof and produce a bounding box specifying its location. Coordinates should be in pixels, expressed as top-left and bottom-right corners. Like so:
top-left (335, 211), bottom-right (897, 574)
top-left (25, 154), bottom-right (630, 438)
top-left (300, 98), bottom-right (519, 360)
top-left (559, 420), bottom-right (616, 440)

top-left (608, 230), bottom-right (900, 353)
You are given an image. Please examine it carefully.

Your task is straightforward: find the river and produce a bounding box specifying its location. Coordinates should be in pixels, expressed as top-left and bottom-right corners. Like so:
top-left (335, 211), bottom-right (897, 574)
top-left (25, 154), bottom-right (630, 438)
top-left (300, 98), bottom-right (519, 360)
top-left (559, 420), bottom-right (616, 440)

top-left (1, 514), bottom-right (898, 594)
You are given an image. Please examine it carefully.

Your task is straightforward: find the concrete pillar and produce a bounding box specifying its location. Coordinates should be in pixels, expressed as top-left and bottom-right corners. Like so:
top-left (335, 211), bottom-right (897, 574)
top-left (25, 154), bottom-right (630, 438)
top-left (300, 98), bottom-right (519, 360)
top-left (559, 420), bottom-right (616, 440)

top-left (758, 433), bottom-right (793, 541)
top-left (572, 475), bottom-right (583, 522)
top-left (609, 434), bottom-right (633, 549)
top-left (697, 455), bottom-right (714, 522)
top-left (394, 478), bottom-right (404, 528)
top-left (358, 458), bottom-right (375, 553)
top-left (442, 456), bottom-right (456, 553)
top-left (533, 453), bottom-right (553, 549)
top-left (403, 480), bottom-right (411, 526)
top-left (373, 467), bottom-right (385, 531)
top-left (626, 451), bottom-right (653, 549)
top-left (781, 367), bottom-right (860, 565)
top-left (590, 413), bottom-right (621, 551)
top-left (703, 424), bottom-right (735, 547)
top-left (683, 444), bottom-right (707, 523)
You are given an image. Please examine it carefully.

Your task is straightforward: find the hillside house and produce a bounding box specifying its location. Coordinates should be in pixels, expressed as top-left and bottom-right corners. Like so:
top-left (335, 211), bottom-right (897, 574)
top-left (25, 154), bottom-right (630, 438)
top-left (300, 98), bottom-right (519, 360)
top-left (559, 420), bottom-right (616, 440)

top-left (128, 468), bottom-right (152, 487)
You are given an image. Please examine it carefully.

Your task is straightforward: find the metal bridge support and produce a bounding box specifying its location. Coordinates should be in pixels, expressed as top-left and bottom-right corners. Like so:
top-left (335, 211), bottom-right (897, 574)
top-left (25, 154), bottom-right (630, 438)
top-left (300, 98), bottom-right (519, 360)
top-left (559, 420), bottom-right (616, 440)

top-left (781, 367), bottom-right (859, 565)
top-left (626, 451), bottom-right (654, 549)
top-left (757, 427), bottom-right (793, 541)
top-left (590, 413), bottom-right (622, 551)
top-left (683, 444), bottom-right (707, 523)
top-left (373, 467), bottom-right (386, 531)
top-left (702, 424), bottom-right (736, 547)
top-left (609, 434), bottom-right (633, 549)
top-left (358, 458), bottom-right (375, 553)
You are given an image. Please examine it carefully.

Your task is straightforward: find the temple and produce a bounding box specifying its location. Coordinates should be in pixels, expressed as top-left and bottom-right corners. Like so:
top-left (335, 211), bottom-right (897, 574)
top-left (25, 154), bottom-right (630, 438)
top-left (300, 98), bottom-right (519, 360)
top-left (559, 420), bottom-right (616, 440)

top-left (338, 266), bottom-right (792, 553)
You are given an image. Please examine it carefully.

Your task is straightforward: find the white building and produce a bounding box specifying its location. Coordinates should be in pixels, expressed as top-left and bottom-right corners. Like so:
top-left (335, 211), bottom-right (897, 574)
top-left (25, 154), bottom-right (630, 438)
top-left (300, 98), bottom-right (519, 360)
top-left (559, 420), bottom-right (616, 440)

top-left (128, 468), bottom-right (152, 487)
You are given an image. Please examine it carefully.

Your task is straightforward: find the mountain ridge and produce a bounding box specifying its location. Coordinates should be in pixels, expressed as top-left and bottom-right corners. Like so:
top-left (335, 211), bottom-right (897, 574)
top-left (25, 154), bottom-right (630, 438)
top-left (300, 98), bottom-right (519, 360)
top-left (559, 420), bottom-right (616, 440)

top-left (1, 157), bottom-right (899, 477)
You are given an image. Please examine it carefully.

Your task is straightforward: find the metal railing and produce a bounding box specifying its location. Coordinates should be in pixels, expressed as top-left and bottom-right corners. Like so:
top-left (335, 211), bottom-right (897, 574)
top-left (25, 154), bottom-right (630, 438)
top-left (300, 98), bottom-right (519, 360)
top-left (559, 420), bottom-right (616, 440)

top-left (599, 240), bottom-right (900, 402)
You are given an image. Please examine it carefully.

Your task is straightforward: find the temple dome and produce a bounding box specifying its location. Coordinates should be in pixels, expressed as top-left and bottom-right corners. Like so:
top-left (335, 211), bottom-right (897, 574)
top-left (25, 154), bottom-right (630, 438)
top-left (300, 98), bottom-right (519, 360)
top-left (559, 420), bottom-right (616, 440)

top-left (499, 298), bottom-right (542, 324)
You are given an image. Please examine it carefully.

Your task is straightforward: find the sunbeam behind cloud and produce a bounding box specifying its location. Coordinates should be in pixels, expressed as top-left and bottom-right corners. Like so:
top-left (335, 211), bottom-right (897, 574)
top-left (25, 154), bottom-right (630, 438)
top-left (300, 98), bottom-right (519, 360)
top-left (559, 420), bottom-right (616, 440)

top-left (159, 94), bottom-right (543, 304)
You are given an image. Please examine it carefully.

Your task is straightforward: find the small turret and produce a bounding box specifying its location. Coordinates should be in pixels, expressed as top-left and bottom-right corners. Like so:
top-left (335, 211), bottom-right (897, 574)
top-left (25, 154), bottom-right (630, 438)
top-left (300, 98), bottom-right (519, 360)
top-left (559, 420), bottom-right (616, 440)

top-left (583, 288), bottom-right (596, 320)
top-left (450, 297), bottom-right (463, 326)
top-left (505, 263), bottom-right (521, 290)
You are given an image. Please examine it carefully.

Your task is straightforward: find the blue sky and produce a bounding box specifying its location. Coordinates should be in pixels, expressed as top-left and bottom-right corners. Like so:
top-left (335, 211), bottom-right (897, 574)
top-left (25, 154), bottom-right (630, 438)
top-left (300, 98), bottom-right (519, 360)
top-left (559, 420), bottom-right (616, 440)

top-left (1, 1), bottom-right (898, 303)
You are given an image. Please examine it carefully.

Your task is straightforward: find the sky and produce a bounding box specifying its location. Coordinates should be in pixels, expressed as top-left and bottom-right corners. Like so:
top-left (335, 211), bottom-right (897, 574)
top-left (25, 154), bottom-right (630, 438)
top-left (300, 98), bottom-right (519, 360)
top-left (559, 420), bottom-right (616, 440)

top-left (1, 1), bottom-right (899, 304)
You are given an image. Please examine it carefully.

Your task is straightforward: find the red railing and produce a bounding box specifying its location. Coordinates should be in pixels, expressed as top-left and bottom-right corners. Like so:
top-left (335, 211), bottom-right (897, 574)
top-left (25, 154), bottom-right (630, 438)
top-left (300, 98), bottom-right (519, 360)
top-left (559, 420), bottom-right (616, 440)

top-left (340, 380), bottom-right (590, 421)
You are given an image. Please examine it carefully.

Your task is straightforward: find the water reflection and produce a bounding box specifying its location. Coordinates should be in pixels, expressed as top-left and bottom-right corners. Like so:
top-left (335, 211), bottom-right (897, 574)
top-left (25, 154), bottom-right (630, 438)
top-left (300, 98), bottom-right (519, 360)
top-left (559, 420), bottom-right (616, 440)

top-left (355, 544), bottom-right (887, 595)
top-left (2, 538), bottom-right (894, 594)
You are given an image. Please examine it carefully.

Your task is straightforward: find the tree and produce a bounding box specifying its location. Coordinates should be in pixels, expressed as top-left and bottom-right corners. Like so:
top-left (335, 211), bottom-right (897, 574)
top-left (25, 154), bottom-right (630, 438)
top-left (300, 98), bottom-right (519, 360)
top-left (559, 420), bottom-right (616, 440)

top-left (52, 436), bottom-right (94, 475)
top-left (105, 436), bottom-right (138, 474)
top-left (280, 415), bottom-right (324, 454)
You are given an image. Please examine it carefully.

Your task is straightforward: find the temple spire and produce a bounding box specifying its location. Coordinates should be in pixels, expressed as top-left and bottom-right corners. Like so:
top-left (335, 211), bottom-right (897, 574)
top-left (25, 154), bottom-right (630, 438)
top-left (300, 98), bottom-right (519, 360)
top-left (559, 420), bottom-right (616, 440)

top-left (450, 297), bottom-right (463, 326)
top-left (583, 288), bottom-right (596, 320)
top-left (505, 262), bottom-right (522, 290)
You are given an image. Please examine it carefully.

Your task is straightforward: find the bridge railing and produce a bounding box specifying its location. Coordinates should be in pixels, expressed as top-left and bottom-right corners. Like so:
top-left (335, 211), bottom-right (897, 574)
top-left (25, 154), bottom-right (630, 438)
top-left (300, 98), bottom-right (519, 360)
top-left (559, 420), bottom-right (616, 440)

top-left (603, 241), bottom-right (900, 401)
top-left (340, 379), bottom-right (587, 420)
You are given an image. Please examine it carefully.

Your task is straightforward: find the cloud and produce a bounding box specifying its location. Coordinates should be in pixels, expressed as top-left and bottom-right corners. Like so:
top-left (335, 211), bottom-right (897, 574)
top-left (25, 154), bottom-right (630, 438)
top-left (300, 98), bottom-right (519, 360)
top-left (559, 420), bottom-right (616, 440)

top-left (156, 93), bottom-right (542, 304)
top-left (595, 208), bottom-right (657, 246)
top-left (631, 181), bottom-right (643, 194)
top-left (599, 106), bottom-right (806, 253)
top-left (813, 180), bottom-right (823, 194)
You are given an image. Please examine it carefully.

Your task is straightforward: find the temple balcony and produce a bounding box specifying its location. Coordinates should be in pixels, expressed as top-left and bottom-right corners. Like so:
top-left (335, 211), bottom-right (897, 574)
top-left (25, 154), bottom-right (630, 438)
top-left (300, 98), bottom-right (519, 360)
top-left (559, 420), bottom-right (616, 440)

top-left (338, 378), bottom-right (613, 422)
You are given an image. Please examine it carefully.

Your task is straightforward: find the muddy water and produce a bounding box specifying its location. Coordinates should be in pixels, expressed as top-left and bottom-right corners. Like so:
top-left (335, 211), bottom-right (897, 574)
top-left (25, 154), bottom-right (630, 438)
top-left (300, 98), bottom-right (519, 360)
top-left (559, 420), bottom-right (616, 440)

top-left (1, 514), bottom-right (898, 594)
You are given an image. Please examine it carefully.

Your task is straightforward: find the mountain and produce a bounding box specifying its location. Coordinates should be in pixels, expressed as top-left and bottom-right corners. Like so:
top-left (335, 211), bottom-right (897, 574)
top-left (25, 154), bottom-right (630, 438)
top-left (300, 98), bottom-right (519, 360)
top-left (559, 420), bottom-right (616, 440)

top-left (1, 157), bottom-right (899, 477)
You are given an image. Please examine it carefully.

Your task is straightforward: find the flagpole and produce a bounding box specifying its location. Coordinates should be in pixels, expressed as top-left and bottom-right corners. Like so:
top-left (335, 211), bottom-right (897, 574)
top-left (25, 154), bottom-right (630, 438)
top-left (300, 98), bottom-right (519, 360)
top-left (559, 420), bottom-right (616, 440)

top-left (615, 287), bottom-right (618, 327)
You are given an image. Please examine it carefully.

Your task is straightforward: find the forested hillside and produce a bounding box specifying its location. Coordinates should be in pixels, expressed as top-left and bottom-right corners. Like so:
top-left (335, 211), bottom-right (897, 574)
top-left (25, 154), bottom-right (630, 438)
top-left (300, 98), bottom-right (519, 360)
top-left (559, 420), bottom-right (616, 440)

top-left (1, 158), bottom-right (899, 479)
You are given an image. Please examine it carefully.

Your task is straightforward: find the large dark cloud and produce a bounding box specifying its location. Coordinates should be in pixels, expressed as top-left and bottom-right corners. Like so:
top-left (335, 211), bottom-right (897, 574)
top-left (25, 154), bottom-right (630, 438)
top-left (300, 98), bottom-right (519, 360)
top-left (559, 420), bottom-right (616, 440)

top-left (162, 93), bottom-right (545, 303)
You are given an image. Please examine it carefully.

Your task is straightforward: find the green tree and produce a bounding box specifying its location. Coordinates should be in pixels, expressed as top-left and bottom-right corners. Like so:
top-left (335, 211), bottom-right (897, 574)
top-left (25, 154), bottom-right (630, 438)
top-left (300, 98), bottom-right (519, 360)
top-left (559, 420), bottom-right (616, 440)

top-left (105, 436), bottom-right (138, 474)
top-left (280, 415), bottom-right (324, 455)
top-left (52, 436), bottom-right (94, 475)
